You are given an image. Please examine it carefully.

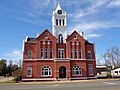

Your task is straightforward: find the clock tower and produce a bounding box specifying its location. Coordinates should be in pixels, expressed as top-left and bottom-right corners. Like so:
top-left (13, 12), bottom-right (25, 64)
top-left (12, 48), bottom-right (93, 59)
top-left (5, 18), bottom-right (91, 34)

top-left (52, 3), bottom-right (67, 43)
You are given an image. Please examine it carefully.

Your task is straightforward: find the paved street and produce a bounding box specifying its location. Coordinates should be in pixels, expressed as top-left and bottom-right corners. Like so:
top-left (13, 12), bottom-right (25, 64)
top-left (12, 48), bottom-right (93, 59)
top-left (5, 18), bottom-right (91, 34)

top-left (0, 79), bottom-right (120, 90)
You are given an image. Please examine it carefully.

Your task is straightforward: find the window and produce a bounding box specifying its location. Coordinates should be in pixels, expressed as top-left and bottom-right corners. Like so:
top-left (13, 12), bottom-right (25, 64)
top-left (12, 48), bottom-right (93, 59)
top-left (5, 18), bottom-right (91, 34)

top-left (40, 49), bottom-right (43, 58)
top-left (27, 66), bottom-right (32, 77)
top-left (45, 48), bottom-right (48, 59)
top-left (56, 19), bottom-right (58, 26)
top-left (73, 66), bottom-right (82, 76)
top-left (59, 19), bottom-right (61, 26)
top-left (45, 34), bottom-right (48, 38)
top-left (87, 50), bottom-right (92, 59)
top-left (63, 19), bottom-right (64, 26)
top-left (58, 34), bottom-right (63, 43)
top-left (50, 48), bottom-right (53, 59)
top-left (74, 49), bottom-right (77, 59)
top-left (74, 35), bottom-right (77, 39)
top-left (28, 51), bottom-right (32, 59)
top-left (70, 49), bottom-right (73, 58)
top-left (88, 65), bottom-right (93, 75)
top-left (58, 49), bottom-right (64, 58)
top-left (79, 50), bottom-right (82, 59)
top-left (42, 66), bottom-right (52, 76)
top-left (115, 71), bottom-right (118, 73)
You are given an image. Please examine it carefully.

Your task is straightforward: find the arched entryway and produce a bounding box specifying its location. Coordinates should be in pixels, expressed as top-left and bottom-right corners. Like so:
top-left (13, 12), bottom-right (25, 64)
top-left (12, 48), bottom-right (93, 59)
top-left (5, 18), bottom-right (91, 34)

top-left (59, 66), bottom-right (66, 78)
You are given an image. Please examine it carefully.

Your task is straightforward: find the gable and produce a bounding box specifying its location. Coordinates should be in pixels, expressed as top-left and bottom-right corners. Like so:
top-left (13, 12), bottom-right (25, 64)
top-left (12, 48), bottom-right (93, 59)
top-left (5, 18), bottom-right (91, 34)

top-left (66, 31), bottom-right (85, 43)
top-left (37, 29), bottom-right (57, 42)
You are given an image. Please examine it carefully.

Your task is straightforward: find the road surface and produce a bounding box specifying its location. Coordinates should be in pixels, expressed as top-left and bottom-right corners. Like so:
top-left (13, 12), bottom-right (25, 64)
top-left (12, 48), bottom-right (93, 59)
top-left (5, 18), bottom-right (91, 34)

top-left (0, 79), bottom-right (120, 90)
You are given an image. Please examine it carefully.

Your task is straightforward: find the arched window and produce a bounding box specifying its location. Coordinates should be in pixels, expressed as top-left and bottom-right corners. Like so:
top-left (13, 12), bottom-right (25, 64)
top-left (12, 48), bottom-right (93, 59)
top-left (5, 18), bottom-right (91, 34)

top-left (73, 66), bottom-right (82, 76)
top-left (87, 50), bottom-right (92, 59)
top-left (42, 66), bottom-right (52, 76)
top-left (58, 34), bottom-right (63, 43)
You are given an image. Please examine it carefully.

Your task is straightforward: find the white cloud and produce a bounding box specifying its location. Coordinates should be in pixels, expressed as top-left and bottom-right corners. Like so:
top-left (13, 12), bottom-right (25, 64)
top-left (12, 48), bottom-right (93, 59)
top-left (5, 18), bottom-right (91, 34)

top-left (69, 0), bottom-right (110, 21)
top-left (85, 33), bottom-right (102, 38)
top-left (108, 0), bottom-right (120, 8)
top-left (4, 49), bottom-right (22, 60)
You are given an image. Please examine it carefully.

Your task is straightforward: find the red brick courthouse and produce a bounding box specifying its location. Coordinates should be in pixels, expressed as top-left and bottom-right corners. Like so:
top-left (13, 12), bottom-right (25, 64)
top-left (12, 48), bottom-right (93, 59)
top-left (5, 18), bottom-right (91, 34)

top-left (22, 3), bottom-right (96, 81)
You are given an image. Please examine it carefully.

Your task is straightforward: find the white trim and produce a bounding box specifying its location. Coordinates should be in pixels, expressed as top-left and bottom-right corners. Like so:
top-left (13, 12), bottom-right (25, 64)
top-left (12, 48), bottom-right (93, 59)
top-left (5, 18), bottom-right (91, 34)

top-left (23, 59), bottom-right (95, 61)
top-left (88, 64), bottom-right (93, 76)
top-left (72, 66), bottom-right (82, 76)
top-left (42, 66), bottom-right (52, 77)
top-left (22, 78), bottom-right (56, 81)
top-left (70, 77), bottom-right (87, 80)
top-left (27, 66), bottom-right (32, 77)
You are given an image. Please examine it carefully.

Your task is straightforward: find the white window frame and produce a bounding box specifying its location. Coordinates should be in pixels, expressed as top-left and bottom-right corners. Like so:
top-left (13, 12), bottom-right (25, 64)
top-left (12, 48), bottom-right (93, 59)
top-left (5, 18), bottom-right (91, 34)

top-left (28, 51), bottom-right (32, 59)
top-left (72, 66), bottom-right (82, 76)
top-left (88, 65), bottom-right (93, 75)
top-left (27, 66), bottom-right (32, 77)
top-left (58, 49), bottom-right (64, 58)
top-left (42, 66), bottom-right (52, 77)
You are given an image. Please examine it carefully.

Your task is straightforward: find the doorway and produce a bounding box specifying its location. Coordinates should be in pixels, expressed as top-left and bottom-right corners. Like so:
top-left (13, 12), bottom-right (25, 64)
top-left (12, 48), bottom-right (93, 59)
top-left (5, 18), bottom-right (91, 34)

top-left (59, 66), bottom-right (66, 78)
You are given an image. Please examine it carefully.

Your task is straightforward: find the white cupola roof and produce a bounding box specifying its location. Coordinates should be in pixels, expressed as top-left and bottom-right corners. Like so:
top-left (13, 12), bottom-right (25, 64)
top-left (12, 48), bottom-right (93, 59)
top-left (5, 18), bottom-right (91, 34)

top-left (55, 3), bottom-right (62, 13)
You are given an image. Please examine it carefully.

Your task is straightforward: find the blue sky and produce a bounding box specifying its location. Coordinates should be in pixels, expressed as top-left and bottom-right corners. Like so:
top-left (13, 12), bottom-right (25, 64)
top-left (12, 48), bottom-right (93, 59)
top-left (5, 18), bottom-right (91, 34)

top-left (0, 0), bottom-right (120, 64)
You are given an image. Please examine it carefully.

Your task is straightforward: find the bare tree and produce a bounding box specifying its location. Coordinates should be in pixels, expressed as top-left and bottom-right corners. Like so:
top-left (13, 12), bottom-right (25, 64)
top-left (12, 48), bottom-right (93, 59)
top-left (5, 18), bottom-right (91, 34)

top-left (15, 60), bottom-right (22, 68)
top-left (101, 47), bottom-right (120, 68)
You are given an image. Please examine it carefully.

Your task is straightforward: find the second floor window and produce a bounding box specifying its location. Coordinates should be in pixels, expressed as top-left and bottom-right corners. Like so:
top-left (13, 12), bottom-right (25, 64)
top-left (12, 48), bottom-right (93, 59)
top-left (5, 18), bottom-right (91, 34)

top-left (45, 49), bottom-right (48, 59)
top-left (70, 49), bottom-right (73, 58)
top-left (87, 50), bottom-right (92, 59)
top-left (58, 49), bottom-right (64, 58)
top-left (74, 49), bottom-right (77, 59)
top-left (28, 51), bottom-right (32, 59)
top-left (40, 49), bottom-right (43, 59)
top-left (50, 49), bottom-right (53, 59)
top-left (79, 50), bottom-right (82, 59)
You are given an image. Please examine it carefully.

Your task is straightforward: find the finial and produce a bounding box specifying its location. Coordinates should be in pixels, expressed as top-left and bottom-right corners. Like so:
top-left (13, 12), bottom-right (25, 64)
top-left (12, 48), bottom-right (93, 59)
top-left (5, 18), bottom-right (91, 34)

top-left (58, 0), bottom-right (60, 4)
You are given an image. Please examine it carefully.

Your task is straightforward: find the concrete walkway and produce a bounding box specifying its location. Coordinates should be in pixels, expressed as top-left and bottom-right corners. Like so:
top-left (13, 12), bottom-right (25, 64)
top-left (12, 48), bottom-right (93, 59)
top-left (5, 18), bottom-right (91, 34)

top-left (0, 76), bottom-right (14, 82)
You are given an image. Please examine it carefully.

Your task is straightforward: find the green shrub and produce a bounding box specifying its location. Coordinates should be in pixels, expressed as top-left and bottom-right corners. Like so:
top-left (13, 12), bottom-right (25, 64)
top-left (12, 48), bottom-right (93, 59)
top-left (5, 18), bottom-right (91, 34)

top-left (14, 75), bottom-right (22, 83)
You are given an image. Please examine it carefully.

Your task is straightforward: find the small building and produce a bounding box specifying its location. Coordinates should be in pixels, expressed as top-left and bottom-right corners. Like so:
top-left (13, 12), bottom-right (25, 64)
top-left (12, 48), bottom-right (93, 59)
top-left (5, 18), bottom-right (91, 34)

top-left (96, 66), bottom-right (107, 74)
top-left (111, 68), bottom-right (120, 75)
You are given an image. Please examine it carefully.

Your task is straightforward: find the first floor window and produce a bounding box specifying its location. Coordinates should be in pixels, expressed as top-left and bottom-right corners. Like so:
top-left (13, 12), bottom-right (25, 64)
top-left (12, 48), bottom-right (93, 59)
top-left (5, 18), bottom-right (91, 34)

top-left (88, 65), bottom-right (93, 75)
top-left (27, 66), bottom-right (32, 77)
top-left (40, 49), bottom-right (43, 58)
top-left (73, 66), bottom-right (82, 76)
top-left (28, 51), bottom-right (32, 59)
top-left (42, 66), bottom-right (52, 76)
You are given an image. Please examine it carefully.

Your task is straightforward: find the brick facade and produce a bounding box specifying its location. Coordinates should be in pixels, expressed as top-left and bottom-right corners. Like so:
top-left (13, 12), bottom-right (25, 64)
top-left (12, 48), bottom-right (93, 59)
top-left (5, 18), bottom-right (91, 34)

top-left (22, 30), bottom-right (96, 81)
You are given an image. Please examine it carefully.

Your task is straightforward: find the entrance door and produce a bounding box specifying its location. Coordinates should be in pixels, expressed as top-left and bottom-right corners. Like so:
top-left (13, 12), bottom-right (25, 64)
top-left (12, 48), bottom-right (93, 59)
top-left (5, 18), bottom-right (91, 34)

top-left (59, 66), bottom-right (66, 78)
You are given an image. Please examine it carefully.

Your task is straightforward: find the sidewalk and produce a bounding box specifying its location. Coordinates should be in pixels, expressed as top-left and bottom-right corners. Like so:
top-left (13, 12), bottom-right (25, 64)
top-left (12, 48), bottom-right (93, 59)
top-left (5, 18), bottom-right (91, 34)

top-left (0, 76), bottom-right (14, 82)
top-left (18, 78), bottom-right (120, 85)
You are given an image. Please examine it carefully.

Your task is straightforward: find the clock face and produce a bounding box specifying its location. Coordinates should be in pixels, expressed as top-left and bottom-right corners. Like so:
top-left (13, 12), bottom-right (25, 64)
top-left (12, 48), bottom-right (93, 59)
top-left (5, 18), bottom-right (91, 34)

top-left (57, 10), bottom-right (62, 14)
